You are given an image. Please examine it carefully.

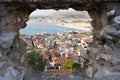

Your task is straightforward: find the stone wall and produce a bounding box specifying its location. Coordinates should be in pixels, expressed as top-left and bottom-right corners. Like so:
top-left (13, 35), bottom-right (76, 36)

top-left (0, 4), bottom-right (34, 80)
top-left (0, 1), bottom-right (120, 80)
top-left (0, 0), bottom-right (118, 2)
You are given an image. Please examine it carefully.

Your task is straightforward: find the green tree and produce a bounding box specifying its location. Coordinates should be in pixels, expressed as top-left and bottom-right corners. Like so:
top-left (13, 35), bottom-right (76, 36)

top-left (68, 31), bottom-right (78, 34)
top-left (25, 49), bottom-right (46, 72)
top-left (64, 60), bottom-right (80, 70)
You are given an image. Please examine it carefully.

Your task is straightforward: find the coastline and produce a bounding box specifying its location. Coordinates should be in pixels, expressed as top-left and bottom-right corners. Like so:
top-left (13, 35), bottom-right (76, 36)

top-left (56, 23), bottom-right (92, 32)
top-left (27, 21), bottom-right (92, 32)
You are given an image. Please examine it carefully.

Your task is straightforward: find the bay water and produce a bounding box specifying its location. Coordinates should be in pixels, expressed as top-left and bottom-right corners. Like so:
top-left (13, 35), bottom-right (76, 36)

top-left (20, 22), bottom-right (83, 35)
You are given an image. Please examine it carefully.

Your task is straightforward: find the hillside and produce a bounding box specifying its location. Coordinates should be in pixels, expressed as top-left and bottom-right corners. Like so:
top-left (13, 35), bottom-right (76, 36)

top-left (29, 10), bottom-right (90, 19)
top-left (49, 11), bottom-right (90, 19)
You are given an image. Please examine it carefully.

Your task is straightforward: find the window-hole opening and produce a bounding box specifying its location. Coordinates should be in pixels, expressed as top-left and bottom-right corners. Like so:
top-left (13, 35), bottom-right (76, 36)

top-left (19, 8), bottom-right (93, 73)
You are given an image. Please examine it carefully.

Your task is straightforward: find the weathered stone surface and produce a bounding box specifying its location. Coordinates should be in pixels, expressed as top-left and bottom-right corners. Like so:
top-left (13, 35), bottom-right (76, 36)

top-left (42, 73), bottom-right (90, 80)
top-left (0, 51), bottom-right (2, 57)
top-left (0, 0), bottom-right (117, 2)
top-left (94, 67), bottom-right (111, 79)
top-left (103, 43), bottom-right (113, 50)
top-left (0, 1), bottom-right (120, 80)
top-left (97, 72), bottom-right (120, 80)
top-left (86, 66), bottom-right (93, 78)
top-left (0, 61), bottom-right (6, 68)
top-left (100, 53), bottom-right (120, 65)
top-left (101, 25), bottom-right (117, 40)
top-left (114, 16), bottom-right (120, 24)
top-left (80, 50), bottom-right (88, 59)
top-left (0, 66), bottom-right (25, 80)
top-left (89, 48), bottom-right (100, 56)
top-left (107, 10), bottom-right (116, 16)
top-left (0, 32), bottom-right (16, 48)
top-left (24, 68), bottom-right (91, 80)
top-left (114, 65), bottom-right (120, 71)
top-left (0, 4), bottom-right (31, 80)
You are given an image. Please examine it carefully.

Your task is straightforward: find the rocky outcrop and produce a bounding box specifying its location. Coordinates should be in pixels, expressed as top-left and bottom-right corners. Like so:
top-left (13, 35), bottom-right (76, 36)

top-left (88, 3), bottom-right (107, 45)
top-left (0, 4), bottom-right (34, 80)
top-left (0, 1), bottom-right (120, 80)
top-left (0, 66), bottom-right (25, 80)
top-left (86, 3), bottom-right (120, 79)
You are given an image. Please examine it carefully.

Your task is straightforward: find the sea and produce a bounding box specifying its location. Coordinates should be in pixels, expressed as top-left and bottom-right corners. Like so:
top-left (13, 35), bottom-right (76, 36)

top-left (20, 22), bottom-right (84, 35)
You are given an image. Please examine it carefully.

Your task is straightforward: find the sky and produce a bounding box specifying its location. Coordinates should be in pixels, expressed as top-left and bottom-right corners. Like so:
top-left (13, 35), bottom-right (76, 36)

top-left (29, 8), bottom-right (76, 16)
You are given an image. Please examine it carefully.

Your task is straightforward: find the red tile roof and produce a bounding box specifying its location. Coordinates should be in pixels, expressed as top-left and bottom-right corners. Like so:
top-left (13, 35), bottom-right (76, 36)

top-left (60, 43), bottom-right (68, 48)
top-left (53, 57), bottom-right (69, 65)
top-left (45, 69), bottom-right (74, 75)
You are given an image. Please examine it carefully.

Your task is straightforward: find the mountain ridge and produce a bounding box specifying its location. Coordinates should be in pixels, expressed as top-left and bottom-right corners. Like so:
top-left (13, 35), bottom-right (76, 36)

top-left (30, 11), bottom-right (90, 19)
top-left (49, 11), bottom-right (90, 19)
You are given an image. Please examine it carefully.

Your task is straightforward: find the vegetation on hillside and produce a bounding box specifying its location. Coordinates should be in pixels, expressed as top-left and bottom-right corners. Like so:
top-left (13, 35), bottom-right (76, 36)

top-left (25, 48), bottom-right (46, 72)
top-left (68, 31), bottom-right (78, 34)
top-left (64, 60), bottom-right (80, 70)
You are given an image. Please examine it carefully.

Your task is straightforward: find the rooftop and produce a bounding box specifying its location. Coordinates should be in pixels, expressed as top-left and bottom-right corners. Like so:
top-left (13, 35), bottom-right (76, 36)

top-left (45, 69), bottom-right (74, 75)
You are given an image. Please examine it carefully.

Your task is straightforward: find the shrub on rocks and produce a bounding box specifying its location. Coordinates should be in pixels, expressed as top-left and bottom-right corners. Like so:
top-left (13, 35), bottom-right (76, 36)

top-left (25, 48), bottom-right (46, 72)
top-left (64, 60), bottom-right (80, 70)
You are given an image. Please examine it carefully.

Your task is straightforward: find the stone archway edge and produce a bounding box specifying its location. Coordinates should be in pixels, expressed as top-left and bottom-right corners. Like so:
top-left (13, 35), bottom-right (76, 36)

top-left (0, 1), bottom-right (120, 80)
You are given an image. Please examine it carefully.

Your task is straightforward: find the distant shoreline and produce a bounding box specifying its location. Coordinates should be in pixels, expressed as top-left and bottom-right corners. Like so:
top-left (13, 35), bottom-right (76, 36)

top-left (27, 21), bottom-right (92, 32)
top-left (56, 23), bottom-right (92, 31)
